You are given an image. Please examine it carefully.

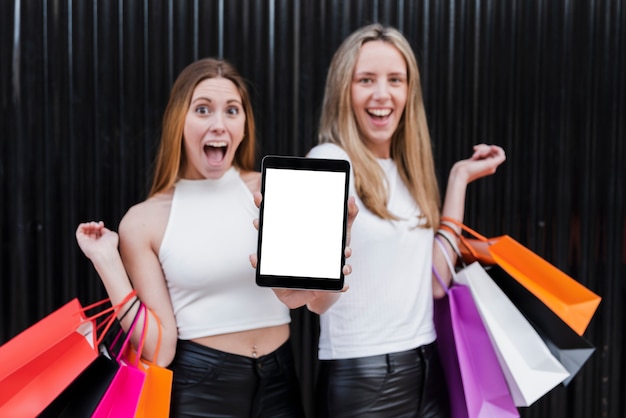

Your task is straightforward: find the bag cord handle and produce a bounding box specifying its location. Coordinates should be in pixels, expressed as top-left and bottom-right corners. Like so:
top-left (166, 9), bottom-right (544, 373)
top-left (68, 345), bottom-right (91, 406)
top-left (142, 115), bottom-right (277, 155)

top-left (436, 228), bottom-right (467, 268)
top-left (440, 216), bottom-right (490, 260)
top-left (432, 235), bottom-right (460, 294)
top-left (440, 216), bottom-right (488, 241)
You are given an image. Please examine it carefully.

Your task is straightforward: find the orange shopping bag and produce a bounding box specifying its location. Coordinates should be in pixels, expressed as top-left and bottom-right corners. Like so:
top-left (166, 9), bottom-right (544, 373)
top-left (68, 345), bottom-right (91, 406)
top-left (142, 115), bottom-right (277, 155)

top-left (440, 217), bottom-right (601, 336)
top-left (125, 307), bottom-right (173, 418)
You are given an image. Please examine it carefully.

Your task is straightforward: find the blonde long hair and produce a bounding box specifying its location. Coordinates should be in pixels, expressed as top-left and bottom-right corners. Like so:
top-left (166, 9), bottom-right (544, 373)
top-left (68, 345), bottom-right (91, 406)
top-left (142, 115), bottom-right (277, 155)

top-left (149, 58), bottom-right (256, 197)
top-left (318, 24), bottom-right (440, 228)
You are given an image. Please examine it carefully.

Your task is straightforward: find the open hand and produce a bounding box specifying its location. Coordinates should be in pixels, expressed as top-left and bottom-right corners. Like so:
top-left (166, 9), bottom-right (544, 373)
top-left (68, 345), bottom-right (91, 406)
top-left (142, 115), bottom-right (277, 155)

top-left (451, 144), bottom-right (506, 184)
top-left (75, 221), bottom-right (119, 260)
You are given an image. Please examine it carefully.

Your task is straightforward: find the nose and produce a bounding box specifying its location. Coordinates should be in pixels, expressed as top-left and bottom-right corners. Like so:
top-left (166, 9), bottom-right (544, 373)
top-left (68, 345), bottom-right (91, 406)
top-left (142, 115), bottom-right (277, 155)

top-left (373, 80), bottom-right (390, 100)
top-left (209, 112), bottom-right (226, 132)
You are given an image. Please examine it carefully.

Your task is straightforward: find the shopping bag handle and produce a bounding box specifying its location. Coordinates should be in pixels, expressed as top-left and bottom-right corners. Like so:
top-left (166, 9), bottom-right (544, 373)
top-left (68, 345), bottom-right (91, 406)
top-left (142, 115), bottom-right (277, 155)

top-left (72, 290), bottom-right (138, 346)
top-left (110, 302), bottom-right (145, 361)
top-left (432, 265), bottom-right (448, 295)
top-left (150, 308), bottom-right (164, 362)
top-left (81, 289), bottom-right (137, 321)
top-left (80, 290), bottom-right (138, 325)
top-left (432, 235), bottom-right (461, 294)
top-left (95, 291), bottom-right (139, 346)
top-left (125, 305), bottom-right (164, 366)
top-left (440, 217), bottom-right (488, 241)
top-left (133, 303), bottom-right (149, 366)
top-left (440, 216), bottom-right (489, 260)
top-left (435, 229), bottom-right (467, 268)
top-left (120, 302), bottom-right (145, 362)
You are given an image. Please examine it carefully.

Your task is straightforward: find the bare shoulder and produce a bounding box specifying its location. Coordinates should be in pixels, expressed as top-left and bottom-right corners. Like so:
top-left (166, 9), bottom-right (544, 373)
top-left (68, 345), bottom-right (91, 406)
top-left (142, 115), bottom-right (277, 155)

top-left (239, 170), bottom-right (262, 194)
top-left (119, 188), bottom-right (174, 251)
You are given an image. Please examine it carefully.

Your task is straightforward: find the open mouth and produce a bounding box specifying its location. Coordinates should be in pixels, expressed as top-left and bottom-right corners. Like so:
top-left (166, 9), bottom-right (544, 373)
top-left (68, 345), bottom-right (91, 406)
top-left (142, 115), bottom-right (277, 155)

top-left (204, 141), bottom-right (228, 164)
top-left (367, 108), bottom-right (392, 120)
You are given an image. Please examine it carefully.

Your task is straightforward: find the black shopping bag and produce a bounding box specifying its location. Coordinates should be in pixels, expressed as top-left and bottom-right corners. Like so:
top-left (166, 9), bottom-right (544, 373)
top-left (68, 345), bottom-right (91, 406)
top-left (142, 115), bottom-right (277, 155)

top-left (491, 266), bottom-right (595, 386)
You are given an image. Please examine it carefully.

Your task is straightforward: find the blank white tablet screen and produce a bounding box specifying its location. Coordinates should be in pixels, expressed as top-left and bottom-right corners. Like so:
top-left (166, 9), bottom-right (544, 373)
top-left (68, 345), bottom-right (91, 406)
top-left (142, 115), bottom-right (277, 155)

top-left (259, 168), bottom-right (346, 279)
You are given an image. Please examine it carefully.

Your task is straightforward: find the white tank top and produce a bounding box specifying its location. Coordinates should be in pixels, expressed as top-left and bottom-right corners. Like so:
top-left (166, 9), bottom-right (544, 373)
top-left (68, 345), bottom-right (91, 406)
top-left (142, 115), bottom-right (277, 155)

top-left (159, 167), bottom-right (290, 340)
top-left (308, 144), bottom-right (436, 360)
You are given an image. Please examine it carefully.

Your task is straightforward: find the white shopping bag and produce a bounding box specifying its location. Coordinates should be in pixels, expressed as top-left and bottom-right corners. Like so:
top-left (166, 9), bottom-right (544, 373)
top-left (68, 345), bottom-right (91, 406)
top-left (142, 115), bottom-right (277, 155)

top-left (454, 262), bottom-right (570, 406)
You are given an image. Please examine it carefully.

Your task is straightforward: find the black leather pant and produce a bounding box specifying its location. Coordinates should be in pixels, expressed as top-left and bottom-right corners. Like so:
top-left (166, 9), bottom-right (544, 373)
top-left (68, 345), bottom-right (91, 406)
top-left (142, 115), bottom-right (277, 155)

top-left (168, 339), bottom-right (305, 418)
top-left (315, 342), bottom-right (450, 418)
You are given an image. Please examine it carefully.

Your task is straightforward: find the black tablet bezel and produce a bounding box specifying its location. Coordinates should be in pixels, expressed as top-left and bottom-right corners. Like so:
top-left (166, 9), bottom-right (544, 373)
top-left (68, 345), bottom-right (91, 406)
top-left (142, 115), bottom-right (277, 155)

top-left (255, 155), bottom-right (350, 291)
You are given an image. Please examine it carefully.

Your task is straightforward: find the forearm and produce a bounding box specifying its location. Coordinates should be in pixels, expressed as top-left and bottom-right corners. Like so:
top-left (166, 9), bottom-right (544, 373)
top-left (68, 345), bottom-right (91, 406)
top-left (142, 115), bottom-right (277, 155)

top-left (440, 163), bottom-right (470, 225)
top-left (85, 249), bottom-right (151, 357)
top-left (88, 249), bottom-right (135, 308)
top-left (432, 165), bottom-right (470, 295)
top-left (89, 254), bottom-right (176, 365)
top-left (307, 292), bottom-right (342, 314)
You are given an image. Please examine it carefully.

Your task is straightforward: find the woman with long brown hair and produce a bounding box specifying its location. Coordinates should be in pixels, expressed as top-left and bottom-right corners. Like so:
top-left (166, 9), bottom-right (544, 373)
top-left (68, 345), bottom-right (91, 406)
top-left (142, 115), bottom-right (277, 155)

top-left (76, 58), bottom-right (305, 417)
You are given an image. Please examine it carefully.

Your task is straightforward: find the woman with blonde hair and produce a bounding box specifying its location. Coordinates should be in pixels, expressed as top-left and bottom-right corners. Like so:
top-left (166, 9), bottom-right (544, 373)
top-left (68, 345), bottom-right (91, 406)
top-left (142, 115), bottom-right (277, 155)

top-left (306, 24), bottom-right (506, 417)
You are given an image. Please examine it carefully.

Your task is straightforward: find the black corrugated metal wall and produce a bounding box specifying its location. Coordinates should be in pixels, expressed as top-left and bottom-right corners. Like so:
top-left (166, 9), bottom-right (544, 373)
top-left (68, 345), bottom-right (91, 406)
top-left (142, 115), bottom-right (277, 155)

top-left (1, 0), bottom-right (624, 417)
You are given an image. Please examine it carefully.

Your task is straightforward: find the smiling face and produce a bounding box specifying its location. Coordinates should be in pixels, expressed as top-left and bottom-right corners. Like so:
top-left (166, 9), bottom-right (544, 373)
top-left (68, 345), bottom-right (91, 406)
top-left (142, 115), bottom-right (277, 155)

top-left (351, 40), bottom-right (408, 158)
top-left (181, 77), bottom-right (246, 179)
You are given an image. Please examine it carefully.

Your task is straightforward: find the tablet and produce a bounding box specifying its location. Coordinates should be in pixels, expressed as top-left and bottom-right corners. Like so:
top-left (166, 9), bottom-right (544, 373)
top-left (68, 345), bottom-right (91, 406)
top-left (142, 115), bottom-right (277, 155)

top-left (255, 155), bottom-right (351, 290)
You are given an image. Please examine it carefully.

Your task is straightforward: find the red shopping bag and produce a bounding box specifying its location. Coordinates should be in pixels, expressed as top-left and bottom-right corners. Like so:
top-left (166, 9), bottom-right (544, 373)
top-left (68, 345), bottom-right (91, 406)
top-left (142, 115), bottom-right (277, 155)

top-left (440, 217), bottom-right (601, 336)
top-left (0, 291), bottom-right (136, 417)
top-left (38, 296), bottom-right (141, 418)
top-left (0, 299), bottom-right (97, 417)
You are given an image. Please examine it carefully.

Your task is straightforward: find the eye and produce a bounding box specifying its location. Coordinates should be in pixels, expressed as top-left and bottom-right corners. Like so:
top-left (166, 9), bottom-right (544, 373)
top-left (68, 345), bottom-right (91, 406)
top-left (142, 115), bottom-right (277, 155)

top-left (195, 105), bottom-right (211, 115)
top-left (389, 76), bottom-right (406, 84)
top-left (226, 106), bottom-right (241, 116)
top-left (358, 77), bottom-right (373, 84)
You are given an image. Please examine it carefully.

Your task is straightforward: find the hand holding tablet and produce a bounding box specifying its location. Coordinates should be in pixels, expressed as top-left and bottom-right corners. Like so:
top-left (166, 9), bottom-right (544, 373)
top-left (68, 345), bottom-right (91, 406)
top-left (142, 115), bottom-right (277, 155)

top-left (255, 155), bottom-right (351, 290)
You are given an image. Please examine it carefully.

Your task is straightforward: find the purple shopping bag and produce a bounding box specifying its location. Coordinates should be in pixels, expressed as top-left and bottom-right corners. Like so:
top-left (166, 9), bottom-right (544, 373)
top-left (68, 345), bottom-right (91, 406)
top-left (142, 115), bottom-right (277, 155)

top-left (433, 244), bottom-right (518, 418)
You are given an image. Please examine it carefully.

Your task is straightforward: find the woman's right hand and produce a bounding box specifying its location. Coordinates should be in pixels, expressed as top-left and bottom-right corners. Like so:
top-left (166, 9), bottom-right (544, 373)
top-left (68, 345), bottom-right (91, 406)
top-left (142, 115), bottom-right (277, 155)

top-left (76, 221), bottom-right (119, 261)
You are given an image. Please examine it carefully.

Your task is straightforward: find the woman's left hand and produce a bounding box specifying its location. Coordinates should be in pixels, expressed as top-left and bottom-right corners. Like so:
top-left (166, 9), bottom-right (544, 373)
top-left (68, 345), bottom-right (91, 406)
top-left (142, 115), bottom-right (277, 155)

top-left (451, 144), bottom-right (506, 185)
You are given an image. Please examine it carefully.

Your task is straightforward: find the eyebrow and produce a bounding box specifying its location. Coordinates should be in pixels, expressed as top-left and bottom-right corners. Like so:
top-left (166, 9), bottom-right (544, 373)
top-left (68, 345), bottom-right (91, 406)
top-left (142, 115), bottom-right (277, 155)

top-left (190, 96), bottom-right (243, 105)
top-left (353, 71), bottom-right (407, 77)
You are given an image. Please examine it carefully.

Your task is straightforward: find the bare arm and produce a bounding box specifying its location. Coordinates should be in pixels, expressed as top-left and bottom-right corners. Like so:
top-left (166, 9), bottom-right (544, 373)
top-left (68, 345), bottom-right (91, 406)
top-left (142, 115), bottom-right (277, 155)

top-left (118, 201), bottom-right (179, 367)
top-left (76, 221), bottom-right (136, 307)
top-left (76, 198), bottom-right (179, 367)
top-left (432, 144), bottom-right (506, 298)
top-left (76, 221), bottom-right (168, 362)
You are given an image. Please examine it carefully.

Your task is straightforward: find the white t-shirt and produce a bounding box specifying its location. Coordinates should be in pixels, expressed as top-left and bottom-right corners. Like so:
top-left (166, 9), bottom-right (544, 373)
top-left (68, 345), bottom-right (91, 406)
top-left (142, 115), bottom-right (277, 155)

top-left (308, 143), bottom-right (436, 360)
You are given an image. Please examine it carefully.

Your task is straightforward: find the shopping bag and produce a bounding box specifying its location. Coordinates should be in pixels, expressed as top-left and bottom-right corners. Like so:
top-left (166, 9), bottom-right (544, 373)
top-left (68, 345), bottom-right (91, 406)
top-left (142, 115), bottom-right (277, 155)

top-left (131, 355), bottom-right (172, 418)
top-left (432, 241), bottom-right (518, 418)
top-left (440, 217), bottom-right (601, 336)
top-left (39, 296), bottom-right (140, 417)
top-left (125, 308), bottom-right (173, 418)
top-left (453, 261), bottom-right (570, 406)
top-left (0, 299), bottom-right (98, 417)
top-left (92, 303), bottom-right (147, 418)
top-left (38, 347), bottom-right (120, 417)
top-left (490, 266), bottom-right (596, 386)
top-left (0, 291), bottom-right (137, 417)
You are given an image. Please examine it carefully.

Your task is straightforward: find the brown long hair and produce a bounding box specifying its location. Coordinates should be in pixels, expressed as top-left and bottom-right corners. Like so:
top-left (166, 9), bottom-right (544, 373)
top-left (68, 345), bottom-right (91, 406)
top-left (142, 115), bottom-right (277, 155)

top-left (149, 58), bottom-right (256, 197)
top-left (318, 24), bottom-right (440, 228)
